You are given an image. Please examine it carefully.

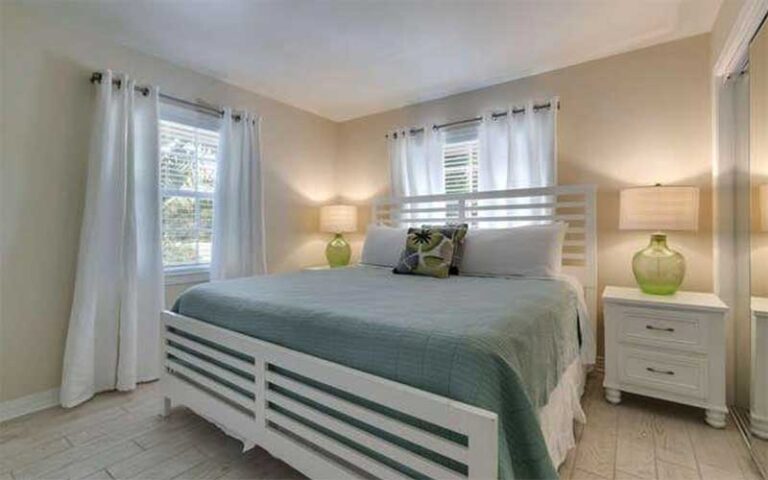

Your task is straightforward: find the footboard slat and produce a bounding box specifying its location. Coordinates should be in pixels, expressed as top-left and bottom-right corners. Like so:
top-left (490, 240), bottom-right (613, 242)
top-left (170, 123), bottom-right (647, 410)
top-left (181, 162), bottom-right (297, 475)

top-left (165, 373), bottom-right (254, 434)
top-left (165, 360), bottom-right (255, 412)
top-left (266, 389), bottom-right (466, 480)
top-left (266, 410), bottom-right (411, 480)
top-left (166, 331), bottom-right (256, 374)
top-left (265, 370), bottom-right (469, 462)
top-left (262, 339), bottom-right (496, 432)
top-left (166, 345), bottom-right (254, 392)
top-left (162, 311), bottom-right (499, 480)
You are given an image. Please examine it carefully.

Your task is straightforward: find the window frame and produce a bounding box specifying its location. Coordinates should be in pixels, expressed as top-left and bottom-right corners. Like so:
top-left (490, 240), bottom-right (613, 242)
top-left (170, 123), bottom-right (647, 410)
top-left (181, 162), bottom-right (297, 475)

top-left (159, 103), bottom-right (221, 283)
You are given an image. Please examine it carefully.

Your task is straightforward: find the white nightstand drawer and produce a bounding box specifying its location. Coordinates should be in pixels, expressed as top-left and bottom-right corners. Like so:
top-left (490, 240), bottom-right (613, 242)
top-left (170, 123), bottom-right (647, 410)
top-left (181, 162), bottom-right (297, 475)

top-left (618, 347), bottom-right (707, 400)
top-left (618, 308), bottom-right (705, 352)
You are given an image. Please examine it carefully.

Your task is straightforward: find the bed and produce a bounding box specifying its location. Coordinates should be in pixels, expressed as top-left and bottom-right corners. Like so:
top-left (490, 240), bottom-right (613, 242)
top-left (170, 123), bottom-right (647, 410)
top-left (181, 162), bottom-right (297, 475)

top-left (161, 184), bottom-right (597, 480)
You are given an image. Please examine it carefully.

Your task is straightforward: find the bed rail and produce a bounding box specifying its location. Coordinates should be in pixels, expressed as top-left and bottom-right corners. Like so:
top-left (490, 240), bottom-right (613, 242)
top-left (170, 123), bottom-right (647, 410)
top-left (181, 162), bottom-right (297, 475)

top-left (162, 311), bottom-right (498, 479)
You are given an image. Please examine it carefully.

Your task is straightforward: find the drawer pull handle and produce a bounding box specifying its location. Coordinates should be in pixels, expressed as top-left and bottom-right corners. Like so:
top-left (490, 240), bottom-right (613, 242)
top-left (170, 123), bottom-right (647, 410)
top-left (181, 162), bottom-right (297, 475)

top-left (646, 325), bottom-right (675, 332)
top-left (646, 367), bottom-right (675, 376)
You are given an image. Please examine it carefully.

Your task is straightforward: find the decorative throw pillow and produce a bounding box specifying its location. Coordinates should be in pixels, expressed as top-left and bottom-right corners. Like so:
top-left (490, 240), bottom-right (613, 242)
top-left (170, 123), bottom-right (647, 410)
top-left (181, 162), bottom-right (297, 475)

top-left (421, 223), bottom-right (468, 275)
top-left (393, 227), bottom-right (456, 278)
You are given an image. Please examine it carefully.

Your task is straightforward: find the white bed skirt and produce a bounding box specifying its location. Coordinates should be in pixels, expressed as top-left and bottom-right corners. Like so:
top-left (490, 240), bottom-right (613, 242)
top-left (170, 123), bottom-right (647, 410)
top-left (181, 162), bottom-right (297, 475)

top-left (538, 358), bottom-right (587, 468)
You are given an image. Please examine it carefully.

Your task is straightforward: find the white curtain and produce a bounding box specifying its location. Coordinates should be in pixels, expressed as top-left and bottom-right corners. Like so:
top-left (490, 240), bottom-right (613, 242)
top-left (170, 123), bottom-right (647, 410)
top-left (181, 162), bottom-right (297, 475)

top-left (388, 128), bottom-right (443, 197)
top-left (61, 71), bottom-right (163, 408)
top-left (388, 127), bottom-right (443, 224)
top-left (210, 109), bottom-right (266, 280)
top-left (479, 99), bottom-right (557, 226)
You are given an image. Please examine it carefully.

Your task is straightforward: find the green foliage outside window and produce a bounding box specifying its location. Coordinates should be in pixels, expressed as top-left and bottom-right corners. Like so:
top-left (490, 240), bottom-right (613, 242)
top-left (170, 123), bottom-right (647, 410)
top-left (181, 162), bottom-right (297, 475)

top-left (159, 120), bottom-right (218, 268)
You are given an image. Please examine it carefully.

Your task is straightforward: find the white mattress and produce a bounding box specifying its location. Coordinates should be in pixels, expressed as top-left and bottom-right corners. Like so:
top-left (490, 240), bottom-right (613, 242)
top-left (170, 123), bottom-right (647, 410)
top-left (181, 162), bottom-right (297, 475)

top-left (538, 357), bottom-right (587, 468)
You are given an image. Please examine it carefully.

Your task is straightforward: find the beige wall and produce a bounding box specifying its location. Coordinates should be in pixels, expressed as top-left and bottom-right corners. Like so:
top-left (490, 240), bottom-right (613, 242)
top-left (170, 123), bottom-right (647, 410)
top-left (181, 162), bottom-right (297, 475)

top-left (0, 5), bottom-right (337, 402)
top-left (337, 34), bottom-right (714, 357)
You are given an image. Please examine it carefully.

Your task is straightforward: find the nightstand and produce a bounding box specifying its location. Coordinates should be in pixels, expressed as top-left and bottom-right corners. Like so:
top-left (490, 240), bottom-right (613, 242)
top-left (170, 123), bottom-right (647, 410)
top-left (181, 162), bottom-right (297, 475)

top-left (602, 286), bottom-right (728, 428)
top-left (752, 297), bottom-right (768, 439)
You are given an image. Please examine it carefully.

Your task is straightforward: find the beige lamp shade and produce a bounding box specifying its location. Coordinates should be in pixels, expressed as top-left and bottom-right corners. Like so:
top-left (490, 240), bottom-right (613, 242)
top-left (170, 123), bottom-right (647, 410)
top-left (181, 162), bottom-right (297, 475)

top-left (761, 184), bottom-right (768, 232)
top-left (320, 205), bottom-right (357, 233)
top-left (619, 185), bottom-right (699, 231)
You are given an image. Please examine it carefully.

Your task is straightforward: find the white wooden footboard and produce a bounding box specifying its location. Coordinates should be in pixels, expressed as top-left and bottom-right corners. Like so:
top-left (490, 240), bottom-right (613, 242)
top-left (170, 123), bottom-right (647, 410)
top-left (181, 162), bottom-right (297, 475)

top-left (161, 311), bottom-right (499, 480)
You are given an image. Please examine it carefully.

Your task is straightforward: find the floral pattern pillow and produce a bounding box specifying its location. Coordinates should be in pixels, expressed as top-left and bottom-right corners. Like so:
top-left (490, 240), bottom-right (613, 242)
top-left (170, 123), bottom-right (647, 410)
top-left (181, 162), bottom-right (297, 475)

top-left (393, 227), bottom-right (456, 278)
top-left (422, 223), bottom-right (468, 275)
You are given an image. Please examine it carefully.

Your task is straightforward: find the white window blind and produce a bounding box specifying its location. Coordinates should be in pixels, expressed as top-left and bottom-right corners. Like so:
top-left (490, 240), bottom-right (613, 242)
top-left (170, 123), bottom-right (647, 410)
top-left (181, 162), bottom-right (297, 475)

top-left (443, 137), bottom-right (479, 195)
top-left (159, 117), bottom-right (219, 270)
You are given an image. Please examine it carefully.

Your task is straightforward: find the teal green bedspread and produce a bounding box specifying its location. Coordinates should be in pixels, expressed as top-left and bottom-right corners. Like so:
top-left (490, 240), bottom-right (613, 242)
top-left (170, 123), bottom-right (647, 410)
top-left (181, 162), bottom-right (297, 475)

top-left (172, 266), bottom-right (581, 480)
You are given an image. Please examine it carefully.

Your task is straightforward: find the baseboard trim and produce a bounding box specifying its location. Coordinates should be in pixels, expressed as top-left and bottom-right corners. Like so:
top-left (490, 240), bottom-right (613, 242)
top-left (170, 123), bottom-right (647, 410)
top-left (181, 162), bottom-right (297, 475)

top-left (0, 388), bottom-right (60, 423)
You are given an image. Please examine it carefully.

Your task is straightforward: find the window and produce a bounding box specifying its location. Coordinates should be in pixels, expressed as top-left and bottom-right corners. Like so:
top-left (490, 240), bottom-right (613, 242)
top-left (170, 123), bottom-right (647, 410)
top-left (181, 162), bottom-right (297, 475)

top-left (442, 127), bottom-right (479, 195)
top-left (159, 112), bottom-right (219, 271)
top-left (441, 126), bottom-right (480, 223)
top-left (443, 138), bottom-right (479, 194)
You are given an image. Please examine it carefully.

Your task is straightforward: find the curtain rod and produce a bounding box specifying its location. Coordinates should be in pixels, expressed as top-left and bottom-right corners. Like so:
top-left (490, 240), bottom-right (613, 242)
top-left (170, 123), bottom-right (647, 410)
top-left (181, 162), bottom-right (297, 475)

top-left (89, 72), bottom-right (244, 121)
top-left (386, 101), bottom-right (559, 138)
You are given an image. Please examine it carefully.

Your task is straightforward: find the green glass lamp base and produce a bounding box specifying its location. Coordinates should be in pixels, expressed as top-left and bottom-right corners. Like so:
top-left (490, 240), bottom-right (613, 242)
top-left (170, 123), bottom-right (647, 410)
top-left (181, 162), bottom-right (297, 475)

top-left (632, 233), bottom-right (685, 295)
top-left (326, 233), bottom-right (351, 268)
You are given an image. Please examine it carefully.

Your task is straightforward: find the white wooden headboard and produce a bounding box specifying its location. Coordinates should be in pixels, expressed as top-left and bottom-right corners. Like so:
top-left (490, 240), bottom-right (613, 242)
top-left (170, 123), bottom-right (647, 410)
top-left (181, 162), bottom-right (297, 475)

top-left (371, 184), bottom-right (598, 331)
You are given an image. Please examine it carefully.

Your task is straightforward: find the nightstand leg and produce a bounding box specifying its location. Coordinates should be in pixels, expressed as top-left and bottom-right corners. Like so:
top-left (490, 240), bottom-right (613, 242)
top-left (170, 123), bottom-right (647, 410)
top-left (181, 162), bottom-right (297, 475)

top-left (605, 388), bottom-right (621, 404)
top-left (705, 409), bottom-right (726, 428)
top-left (162, 397), bottom-right (172, 417)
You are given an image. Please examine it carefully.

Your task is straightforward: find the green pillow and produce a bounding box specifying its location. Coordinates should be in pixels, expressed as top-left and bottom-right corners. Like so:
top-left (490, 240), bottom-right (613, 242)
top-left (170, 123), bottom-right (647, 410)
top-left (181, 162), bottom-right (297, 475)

top-left (393, 227), bottom-right (456, 279)
top-left (422, 223), bottom-right (468, 275)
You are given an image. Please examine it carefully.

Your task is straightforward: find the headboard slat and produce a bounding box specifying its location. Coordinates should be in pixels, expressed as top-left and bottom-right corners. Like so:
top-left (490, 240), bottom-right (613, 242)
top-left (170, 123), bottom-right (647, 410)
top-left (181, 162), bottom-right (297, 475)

top-left (371, 184), bottom-right (598, 328)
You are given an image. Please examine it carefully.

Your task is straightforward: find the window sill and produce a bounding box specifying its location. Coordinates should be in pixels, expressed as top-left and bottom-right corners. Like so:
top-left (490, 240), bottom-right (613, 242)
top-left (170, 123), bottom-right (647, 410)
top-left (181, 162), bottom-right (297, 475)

top-left (164, 266), bottom-right (210, 286)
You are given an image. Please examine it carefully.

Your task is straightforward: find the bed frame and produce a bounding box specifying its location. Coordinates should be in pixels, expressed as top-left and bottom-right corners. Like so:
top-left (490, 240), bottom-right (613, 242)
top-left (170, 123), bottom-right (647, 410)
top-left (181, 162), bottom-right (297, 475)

top-left (161, 184), bottom-right (597, 480)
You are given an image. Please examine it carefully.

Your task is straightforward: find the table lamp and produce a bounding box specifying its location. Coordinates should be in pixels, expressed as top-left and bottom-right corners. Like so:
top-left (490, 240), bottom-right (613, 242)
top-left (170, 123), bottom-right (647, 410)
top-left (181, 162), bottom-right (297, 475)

top-left (319, 205), bottom-right (357, 267)
top-left (619, 185), bottom-right (699, 295)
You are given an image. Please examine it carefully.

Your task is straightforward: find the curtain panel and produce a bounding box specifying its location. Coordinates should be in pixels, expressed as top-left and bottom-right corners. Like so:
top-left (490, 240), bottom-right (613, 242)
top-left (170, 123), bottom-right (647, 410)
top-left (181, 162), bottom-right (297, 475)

top-left (210, 110), bottom-right (266, 280)
top-left (479, 99), bottom-right (557, 192)
top-left (479, 99), bottom-right (558, 226)
top-left (387, 127), bottom-right (444, 197)
top-left (388, 127), bottom-right (444, 224)
top-left (61, 71), bottom-right (163, 408)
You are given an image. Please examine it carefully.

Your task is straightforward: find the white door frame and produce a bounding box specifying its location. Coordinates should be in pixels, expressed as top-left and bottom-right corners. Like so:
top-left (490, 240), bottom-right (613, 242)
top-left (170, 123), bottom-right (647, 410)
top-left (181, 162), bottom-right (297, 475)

top-left (712, 0), bottom-right (768, 407)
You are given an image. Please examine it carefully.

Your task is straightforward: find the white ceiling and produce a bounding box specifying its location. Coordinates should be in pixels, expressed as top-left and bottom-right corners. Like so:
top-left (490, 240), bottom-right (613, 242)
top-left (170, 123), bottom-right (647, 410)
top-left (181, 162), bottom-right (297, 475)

top-left (20, 0), bottom-right (722, 121)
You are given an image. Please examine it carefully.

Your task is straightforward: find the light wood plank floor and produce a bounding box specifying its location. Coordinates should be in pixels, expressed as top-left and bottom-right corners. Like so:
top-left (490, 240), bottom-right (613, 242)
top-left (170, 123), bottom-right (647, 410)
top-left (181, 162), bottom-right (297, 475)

top-left (561, 375), bottom-right (763, 480)
top-left (0, 374), bottom-right (761, 480)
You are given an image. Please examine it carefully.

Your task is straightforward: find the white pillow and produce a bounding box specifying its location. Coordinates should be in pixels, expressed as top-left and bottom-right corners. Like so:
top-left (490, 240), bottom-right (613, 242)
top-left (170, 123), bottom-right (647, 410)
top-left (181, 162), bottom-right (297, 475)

top-left (460, 222), bottom-right (567, 277)
top-left (360, 225), bottom-right (409, 267)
